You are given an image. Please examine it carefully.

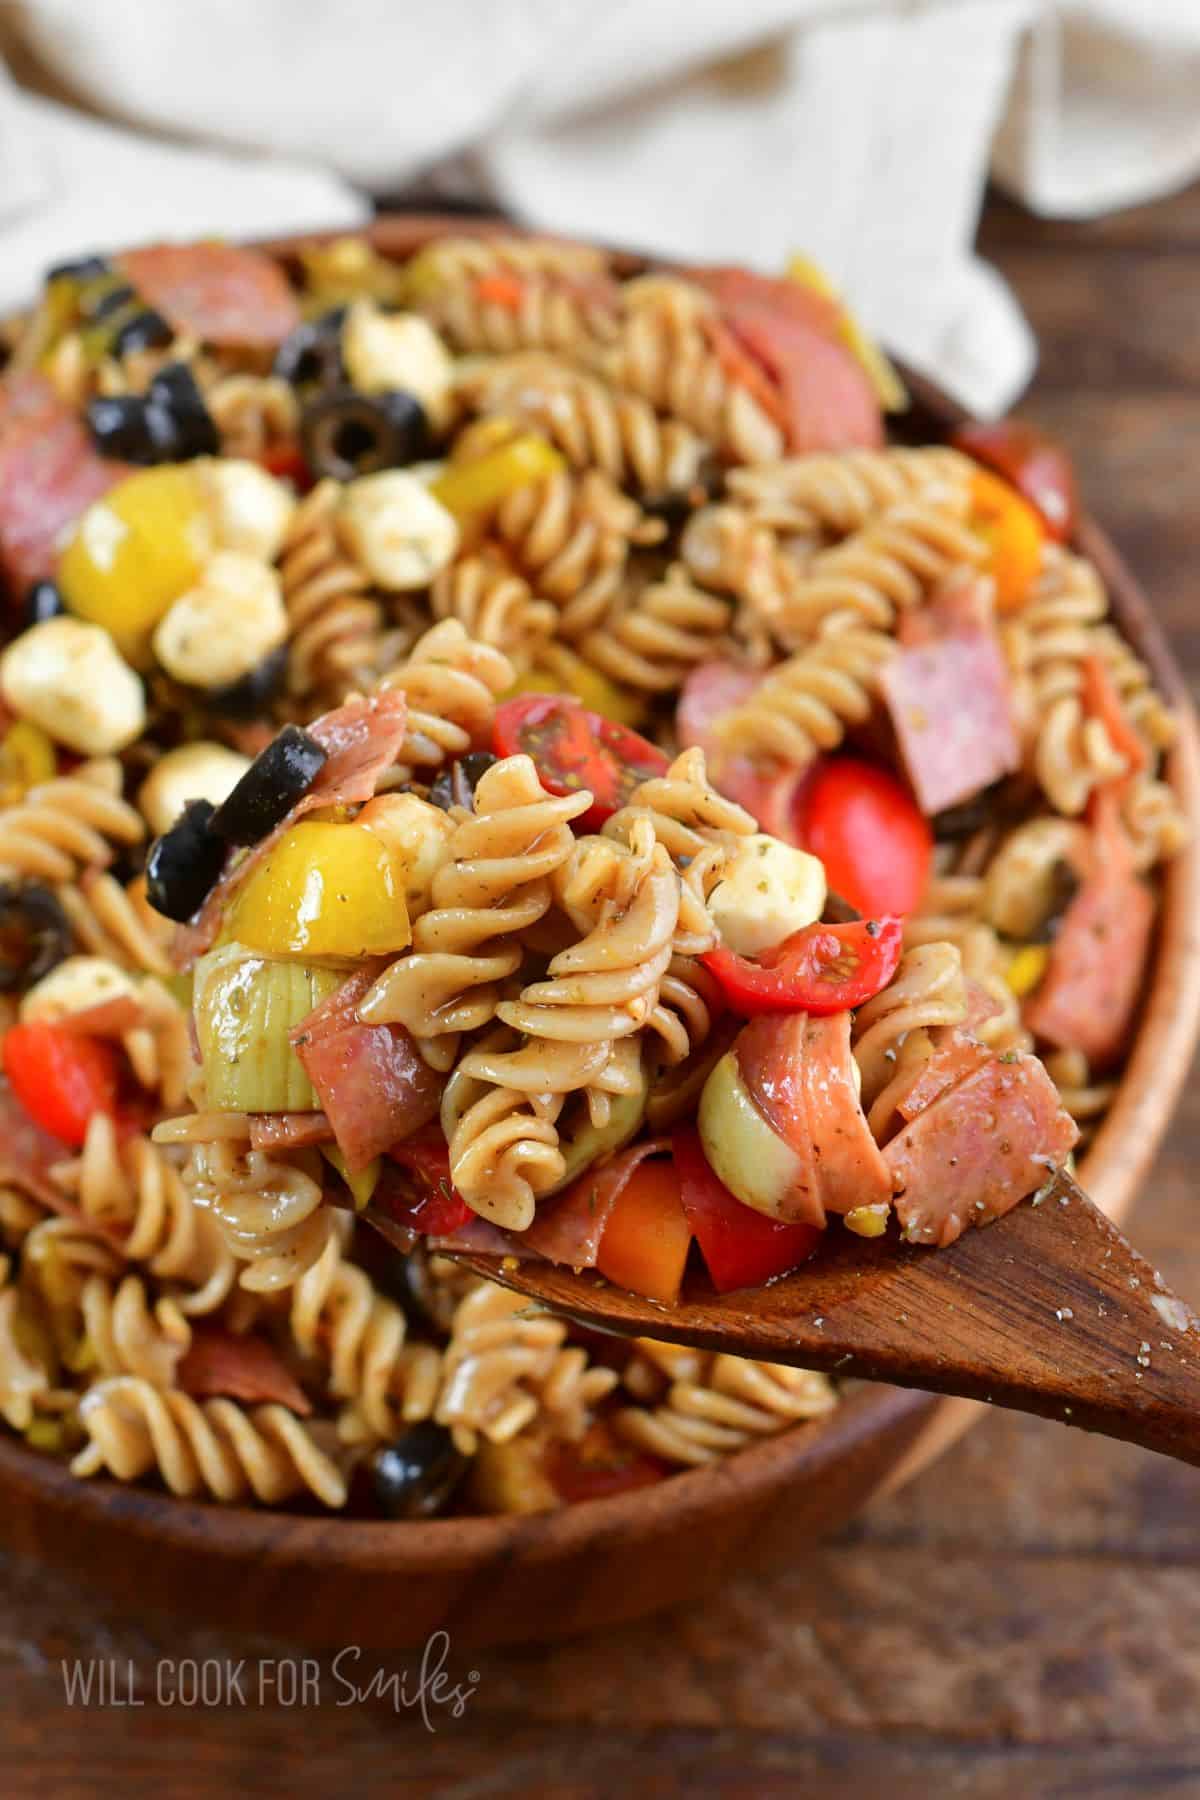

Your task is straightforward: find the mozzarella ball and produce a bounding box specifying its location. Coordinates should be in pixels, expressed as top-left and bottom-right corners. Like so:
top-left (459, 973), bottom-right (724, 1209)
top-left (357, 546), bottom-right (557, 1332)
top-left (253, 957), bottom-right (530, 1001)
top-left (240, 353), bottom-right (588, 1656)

top-left (138, 741), bottom-right (252, 837)
top-left (343, 302), bottom-right (455, 429)
top-left (153, 551), bottom-right (287, 689)
top-left (356, 792), bottom-right (453, 919)
top-left (197, 458), bottom-right (295, 563)
top-left (21, 955), bottom-right (136, 1024)
top-left (0, 617), bottom-right (145, 756)
top-left (707, 835), bottom-right (827, 958)
top-left (338, 471), bottom-right (459, 592)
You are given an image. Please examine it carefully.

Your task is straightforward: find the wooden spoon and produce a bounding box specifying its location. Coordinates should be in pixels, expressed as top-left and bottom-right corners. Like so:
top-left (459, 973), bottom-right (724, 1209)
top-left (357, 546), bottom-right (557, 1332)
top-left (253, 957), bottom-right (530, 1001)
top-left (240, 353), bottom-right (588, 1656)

top-left (393, 1170), bottom-right (1200, 1468)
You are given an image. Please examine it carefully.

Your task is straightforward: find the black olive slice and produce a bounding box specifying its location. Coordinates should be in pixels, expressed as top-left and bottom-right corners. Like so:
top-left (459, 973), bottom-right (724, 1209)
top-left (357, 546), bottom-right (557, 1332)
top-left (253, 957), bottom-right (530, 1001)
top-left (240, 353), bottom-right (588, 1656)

top-left (45, 253), bottom-right (110, 284)
top-left (145, 800), bottom-right (227, 923)
top-left (205, 644), bottom-right (289, 719)
top-left (144, 362), bottom-right (220, 458)
top-left (86, 283), bottom-right (137, 323)
top-left (273, 308), bottom-right (347, 390)
top-left (209, 724), bottom-right (328, 847)
top-left (822, 890), bottom-right (863, 925)
top-left (429, 751), bottom-right (498, 813)
top-left (22, 581), bottom-right (66, 629)
top-left (371, 1421), bottom-right (469, 1520)
top-left (300, 387), bottom-right (430, 482)
top-left (0, 883), bottom-right (72, 991)
top-left (86, 395), bottom-right (159, 465)
top-left (111, 309), bottom-right (174, 357)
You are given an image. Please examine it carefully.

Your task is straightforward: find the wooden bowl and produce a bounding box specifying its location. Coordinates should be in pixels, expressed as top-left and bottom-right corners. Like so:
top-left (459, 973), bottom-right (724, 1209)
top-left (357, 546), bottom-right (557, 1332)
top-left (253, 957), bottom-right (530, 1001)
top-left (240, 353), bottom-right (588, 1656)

top-left (0, 216), bottom-right (1196, 1649)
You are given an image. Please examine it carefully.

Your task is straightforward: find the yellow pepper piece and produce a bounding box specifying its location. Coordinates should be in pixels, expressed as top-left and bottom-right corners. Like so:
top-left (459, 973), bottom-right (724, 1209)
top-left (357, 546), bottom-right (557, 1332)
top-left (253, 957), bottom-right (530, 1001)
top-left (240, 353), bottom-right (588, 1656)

top-left (786, 252), bottom-right (908, 413)
top-left (321, 1144), bottom-right (381, 1211)
top-left (0, 720), bottom-right (56, 802)
top-left (299, 237), bottom-right (406, 308)
top-left (429, 433), bottom-right (564, 521)
top-left (25, 1417), bottom-right (68, 1454)
top-left (844, 1203), bottom-right (891, 1239)
top-left (227, 821), bottom-right (411, 962)
top-left (969, 468), bottom-right (1045, 615)
top-left (1006, 943), bottom-right (1050, 999)
top-left (511, 644), bottom-right (647, 728)
top-left (58, 466), bottom-right (213, 665)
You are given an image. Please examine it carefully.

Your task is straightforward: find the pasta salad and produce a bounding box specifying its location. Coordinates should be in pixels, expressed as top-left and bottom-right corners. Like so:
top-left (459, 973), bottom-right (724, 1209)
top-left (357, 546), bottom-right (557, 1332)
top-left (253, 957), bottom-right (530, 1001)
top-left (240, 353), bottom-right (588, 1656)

top-left (0, 230), bottom-right (1184, 1518)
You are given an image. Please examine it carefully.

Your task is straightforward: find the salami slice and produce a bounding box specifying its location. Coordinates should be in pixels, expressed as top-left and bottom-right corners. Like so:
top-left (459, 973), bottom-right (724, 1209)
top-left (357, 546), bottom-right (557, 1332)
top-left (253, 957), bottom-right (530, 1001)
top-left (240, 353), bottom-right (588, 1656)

top-left (117, 242), bottom-right (300, 349)
top-left (0, 374), bottom-right (126, 596)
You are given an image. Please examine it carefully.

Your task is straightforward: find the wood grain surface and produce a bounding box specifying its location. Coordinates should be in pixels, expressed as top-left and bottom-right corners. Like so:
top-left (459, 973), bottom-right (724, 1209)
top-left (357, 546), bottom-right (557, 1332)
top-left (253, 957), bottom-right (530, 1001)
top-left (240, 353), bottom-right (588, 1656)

top-left (2, 185), bottom-right (1199, 1799)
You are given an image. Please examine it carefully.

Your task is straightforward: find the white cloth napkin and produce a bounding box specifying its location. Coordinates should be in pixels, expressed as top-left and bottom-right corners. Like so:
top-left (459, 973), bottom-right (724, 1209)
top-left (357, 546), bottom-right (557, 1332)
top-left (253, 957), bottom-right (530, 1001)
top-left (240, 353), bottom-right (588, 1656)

top-left (1, 1), bottom-right (1198, 415)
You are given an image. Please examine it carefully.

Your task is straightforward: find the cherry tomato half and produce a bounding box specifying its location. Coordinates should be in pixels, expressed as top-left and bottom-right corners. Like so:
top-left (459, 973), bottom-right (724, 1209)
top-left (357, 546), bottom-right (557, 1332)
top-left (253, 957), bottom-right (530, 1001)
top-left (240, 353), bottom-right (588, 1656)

top-left (493, 694), bottom-right (668, 829)
top-left (703, 916), bottom-right (903, 1018)
top-left (954, 419), bottom-right (1078, 543)
top-left (797, 756), bottom-right (932, 917)
top-left (2, 1021), bottom-right (119, 1148)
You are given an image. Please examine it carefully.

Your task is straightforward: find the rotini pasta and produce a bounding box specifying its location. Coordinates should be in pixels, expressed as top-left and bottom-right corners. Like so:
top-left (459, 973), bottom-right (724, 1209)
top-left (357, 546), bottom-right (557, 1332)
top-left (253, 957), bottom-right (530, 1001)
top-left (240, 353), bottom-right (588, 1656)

top-left (380, 619), bottom-right (514, 771)
top-left (279, 478), bottom-right (384, 698)
top-left (614, 1347), bottom-right (836, 1466)
top-left (714, 622), bottom-right (895, 766)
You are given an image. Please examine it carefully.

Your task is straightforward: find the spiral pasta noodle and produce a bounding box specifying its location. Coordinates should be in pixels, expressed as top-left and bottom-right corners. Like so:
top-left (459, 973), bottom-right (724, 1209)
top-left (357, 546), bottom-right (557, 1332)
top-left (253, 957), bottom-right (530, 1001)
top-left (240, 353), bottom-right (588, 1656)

top-left (184, 1138), bottom-right (335, 1297)
top-left (490, 467), bottom-right (662, 641)
top-left (606, 276), bottom-right (785, 465)
top-left (360, 754), bottom-right (590, 1069)
top-left (578, 563), bottom-right (731, 695)
top-left (461, 352), bottom-right (713, 501)
top-left (279, 478), bottom-right (383, 699)
top-left (0, 760), bottom-right (144, 885)
top-left (679, 501), bottom-right (815, 635)
top-left (726, 446), bottom-right (974, 537)
top-left (430, 549), bottom-right (557, 663)
top-left (714, 622), bottom-right (895, 767)
top-left (417, 263), bottom-right (618, 364)
top-left (851, 942), bottom-right (968, 1138)
top-left (770, 498), bottom-right (986, 641)
top-left (205, 373), bottom-right (300, 459)
top-left (614, 1348), bottom-right (836, 1467)
top-left (55, 1116), bottom-right (237, 1314)
top-left (434, 1280), bottom-right (617, 1456)
top-left (54, 868), bottom-right (175, 979)
top-left (71, 1377), bottom-right (348, 1506)
top-left (380, 619), bottom-right (514, 771)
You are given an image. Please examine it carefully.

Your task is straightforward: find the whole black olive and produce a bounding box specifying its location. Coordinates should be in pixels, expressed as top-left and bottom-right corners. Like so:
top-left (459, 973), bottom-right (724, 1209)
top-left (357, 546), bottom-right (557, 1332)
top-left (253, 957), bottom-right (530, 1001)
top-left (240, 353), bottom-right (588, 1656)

top-left (86, 395), bottom-right (160, 464)
top-left (45, 253), bottom-right (110, 284)
top-left (0, 883), bottom-right (72, 991)
top-left (300, 387), bottom-right (430, 482)
top-left (22, 580), bottom-right (66, 629)
top-left (205, 644), bottom-right (289, 719)
top-left (273, 308), bottom-right (347, 390)
top-left (111, 308), bottom-right (174, 357)
top-left (429, 752), bottom-right (498, 813)
top-left (144, 800), bottom-right (227, 923)
top-left (210, 724), bottom-right (328, 847)
top-left (85, 283), bottom-right (137, 323)
top-left (371, 1422), bottom-right (469, 1520)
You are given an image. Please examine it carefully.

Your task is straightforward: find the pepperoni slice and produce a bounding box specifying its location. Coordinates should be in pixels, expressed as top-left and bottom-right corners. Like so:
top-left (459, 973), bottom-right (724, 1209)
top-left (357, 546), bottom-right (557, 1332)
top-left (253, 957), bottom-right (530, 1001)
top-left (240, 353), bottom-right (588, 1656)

top-left (0, 377), bottom-right (126, 597)
top-left (117, 242), bottom-right (300, 348)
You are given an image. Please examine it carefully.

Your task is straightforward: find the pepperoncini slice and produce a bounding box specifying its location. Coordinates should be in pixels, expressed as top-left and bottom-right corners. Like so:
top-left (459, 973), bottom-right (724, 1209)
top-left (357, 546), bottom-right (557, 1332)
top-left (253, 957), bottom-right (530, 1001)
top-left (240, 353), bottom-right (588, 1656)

top-left (321, 1144), bottom-right (381, 1211)
top-left (226, 820), bottom-right (411, 961)
top-left (429, 433), bottom-right (564, 521)
top-left (57, 466), bottom-right (214, 665)
top-left (1005, 943), bottom-right (1050, 999)
top-left (511, 644), bottom-right (647, 728)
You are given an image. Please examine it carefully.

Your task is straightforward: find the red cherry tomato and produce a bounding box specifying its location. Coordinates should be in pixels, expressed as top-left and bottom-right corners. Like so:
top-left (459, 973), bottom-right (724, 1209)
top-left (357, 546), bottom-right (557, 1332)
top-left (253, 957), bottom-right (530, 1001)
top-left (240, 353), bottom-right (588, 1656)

top-left (493, 695), bottom-right (668, 829)
top-left (953, 419), bottom-right (1078, 543)
top-left (545, 1420), bottom-right (668, 1504)
top-left (380, 1132), bottom-right (473, 1236)
top-left (703, 916), bottom-right (903, 1018)
top-left (797, 756), bottom-right (932, 917)
top-left (2, 1022), bottom-right (119, 1148)
top-left (673, 1125), bottom-right (820, 1292)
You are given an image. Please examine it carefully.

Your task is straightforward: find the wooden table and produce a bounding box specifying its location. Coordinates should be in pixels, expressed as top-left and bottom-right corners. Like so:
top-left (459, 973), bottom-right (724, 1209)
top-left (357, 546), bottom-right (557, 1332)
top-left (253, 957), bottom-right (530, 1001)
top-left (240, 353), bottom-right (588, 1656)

top-left (3, 186), bottom-right (1200, 1800)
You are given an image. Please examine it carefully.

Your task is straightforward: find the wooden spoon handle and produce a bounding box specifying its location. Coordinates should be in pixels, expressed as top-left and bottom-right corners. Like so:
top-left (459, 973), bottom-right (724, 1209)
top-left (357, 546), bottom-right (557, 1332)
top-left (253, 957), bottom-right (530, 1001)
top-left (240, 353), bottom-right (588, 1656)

top-left (446, 1173), bottom-right (1200, 1467)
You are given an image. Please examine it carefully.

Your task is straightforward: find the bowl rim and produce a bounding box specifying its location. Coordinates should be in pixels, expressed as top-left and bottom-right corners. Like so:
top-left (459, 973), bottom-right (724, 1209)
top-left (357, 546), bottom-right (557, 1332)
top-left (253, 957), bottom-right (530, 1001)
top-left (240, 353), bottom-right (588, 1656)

top-left (0, 212), bottom-right (1197, 1565)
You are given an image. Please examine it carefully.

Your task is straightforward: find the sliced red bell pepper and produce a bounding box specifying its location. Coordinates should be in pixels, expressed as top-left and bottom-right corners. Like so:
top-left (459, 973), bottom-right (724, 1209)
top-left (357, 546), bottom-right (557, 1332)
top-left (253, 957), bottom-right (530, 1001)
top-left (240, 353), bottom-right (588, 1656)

top-left (2, 1021), bottom-right (119, 1148)
top-left (492, 694), bottom-right (668, 829)
top-left (1080, 652), bottom-right (1147, 776)
top-left (257, 440), bottom-right (312, 489)
top-left (673, 1125), bottom-right (820, 1293)
top-left (703, 916), bottom-right (902, 1018)
top-left (594, 1157), bottom-right (692, 1305)
top-left (379, 1133), bottom-right (474, 1236)
top-left (474, 272), bottom-right (526, 310)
